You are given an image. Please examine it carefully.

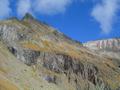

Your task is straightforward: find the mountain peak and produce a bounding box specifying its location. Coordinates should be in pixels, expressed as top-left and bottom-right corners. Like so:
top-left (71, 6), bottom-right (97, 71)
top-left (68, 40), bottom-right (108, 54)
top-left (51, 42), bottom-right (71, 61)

top-left (23, 13), bottom-right (34, 20)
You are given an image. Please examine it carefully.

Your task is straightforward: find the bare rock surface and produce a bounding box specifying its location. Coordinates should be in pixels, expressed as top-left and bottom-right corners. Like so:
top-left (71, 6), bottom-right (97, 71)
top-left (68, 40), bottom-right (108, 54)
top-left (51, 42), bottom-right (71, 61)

top-left (84, 38), bottom-right (120, 60)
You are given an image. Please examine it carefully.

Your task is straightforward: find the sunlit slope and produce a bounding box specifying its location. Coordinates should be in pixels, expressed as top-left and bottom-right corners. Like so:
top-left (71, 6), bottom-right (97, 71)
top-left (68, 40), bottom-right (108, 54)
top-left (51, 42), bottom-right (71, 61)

top-left (0, 42), bottom-right (68, 90)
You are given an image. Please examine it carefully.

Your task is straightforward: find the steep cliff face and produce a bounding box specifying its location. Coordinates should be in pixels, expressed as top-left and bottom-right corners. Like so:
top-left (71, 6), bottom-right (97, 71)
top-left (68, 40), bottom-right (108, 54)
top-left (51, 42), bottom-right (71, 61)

top-left (84, 38), bottom-right (120, 60)
top-left (0, 14), bottom-right (120, 90)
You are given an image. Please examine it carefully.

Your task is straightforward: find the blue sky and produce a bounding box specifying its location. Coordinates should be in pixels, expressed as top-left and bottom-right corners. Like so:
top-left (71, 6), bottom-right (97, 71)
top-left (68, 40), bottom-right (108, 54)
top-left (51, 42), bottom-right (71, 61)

top-left (0, 0), bottom-right (120, 42)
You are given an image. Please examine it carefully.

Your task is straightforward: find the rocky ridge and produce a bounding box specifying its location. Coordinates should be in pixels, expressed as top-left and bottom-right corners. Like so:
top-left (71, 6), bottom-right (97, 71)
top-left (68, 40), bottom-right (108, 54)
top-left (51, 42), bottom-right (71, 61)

top-left (84, 38), bottom-right (120, 60)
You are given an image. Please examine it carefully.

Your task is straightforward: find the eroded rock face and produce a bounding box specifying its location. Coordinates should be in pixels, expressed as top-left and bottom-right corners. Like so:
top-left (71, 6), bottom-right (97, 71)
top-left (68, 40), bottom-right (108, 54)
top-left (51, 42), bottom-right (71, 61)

top-left (84, 39), bottom-right (120, 51)
top-left (7, 46), bottom-right (40, 65)
top-left (34, 52), bottom-right (112, 90)
top-left (84, 38), bottom-right (120, 60)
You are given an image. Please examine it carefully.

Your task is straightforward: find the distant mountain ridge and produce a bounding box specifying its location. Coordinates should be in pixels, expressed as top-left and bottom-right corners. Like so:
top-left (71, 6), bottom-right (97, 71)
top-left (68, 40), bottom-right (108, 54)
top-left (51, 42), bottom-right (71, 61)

top-left (84, 38), bottom-right (120, 59)
top-left (84, 38), bottom-right (120, 50)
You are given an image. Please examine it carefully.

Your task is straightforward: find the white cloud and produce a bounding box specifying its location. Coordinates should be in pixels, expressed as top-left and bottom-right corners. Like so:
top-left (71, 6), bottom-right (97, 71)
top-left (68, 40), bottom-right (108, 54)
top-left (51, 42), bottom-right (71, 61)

top-left (0, 0), bottom-right (73, 19)
top-left (16, 0), bottom-right (72, 16)
top-left (33, 0), bottom-right (72, 15)
top-left (17, 0), bottom-right (31, 18)
top-left (91, 0), bottom-right (120, 34)
top-left (0, 0), bottom-right (11, 19)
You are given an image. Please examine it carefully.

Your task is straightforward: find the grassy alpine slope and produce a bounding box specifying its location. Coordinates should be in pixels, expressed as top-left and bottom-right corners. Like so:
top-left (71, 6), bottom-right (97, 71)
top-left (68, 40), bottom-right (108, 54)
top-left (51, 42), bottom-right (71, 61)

top-left (0, 14), bottom-right (120, 90)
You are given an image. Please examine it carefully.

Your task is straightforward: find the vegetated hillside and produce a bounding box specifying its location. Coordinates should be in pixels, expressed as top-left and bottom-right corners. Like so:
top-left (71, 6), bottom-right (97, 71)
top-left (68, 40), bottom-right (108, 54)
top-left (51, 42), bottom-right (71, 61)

top-left (0, 13), bottom-right (120, 90)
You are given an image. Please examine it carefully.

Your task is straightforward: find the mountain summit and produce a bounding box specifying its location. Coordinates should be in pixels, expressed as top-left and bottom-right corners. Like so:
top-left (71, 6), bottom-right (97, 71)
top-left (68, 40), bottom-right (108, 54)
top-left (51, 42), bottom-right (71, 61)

top-left (22, 13), bottom-right (35, 20)
top-left (0, 16), bottom-right (120, 90)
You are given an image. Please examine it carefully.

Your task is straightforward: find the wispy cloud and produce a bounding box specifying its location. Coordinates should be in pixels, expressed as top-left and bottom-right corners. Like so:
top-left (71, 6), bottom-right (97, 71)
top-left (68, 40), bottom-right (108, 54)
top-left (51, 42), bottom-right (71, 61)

top-left (0, 0), bottom-right (73, 19)
top-left (91, 0), bottom-right (120, 34)
top-left (0, 0), bottom-right (11, 19)
top-left (17, 0), bottom-right (31, 18)
top-left (33, 0), bottom-right (72, 15)
top-left (16, 0), bottom-right (72, 17)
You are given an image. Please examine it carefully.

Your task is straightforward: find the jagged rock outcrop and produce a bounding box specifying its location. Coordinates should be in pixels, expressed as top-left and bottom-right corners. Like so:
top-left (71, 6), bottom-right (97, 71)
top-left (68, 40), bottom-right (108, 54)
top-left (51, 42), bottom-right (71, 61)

top-left (0, 14), bottom-right (120, 90)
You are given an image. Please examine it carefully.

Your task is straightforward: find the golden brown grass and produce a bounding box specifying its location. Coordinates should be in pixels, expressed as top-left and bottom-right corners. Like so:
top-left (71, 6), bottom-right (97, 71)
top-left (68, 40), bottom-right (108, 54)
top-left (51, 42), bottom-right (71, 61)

top-left (0, 77), bottom-right (19, 90)
top-left (22, 42), bottom-right (41, 51)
